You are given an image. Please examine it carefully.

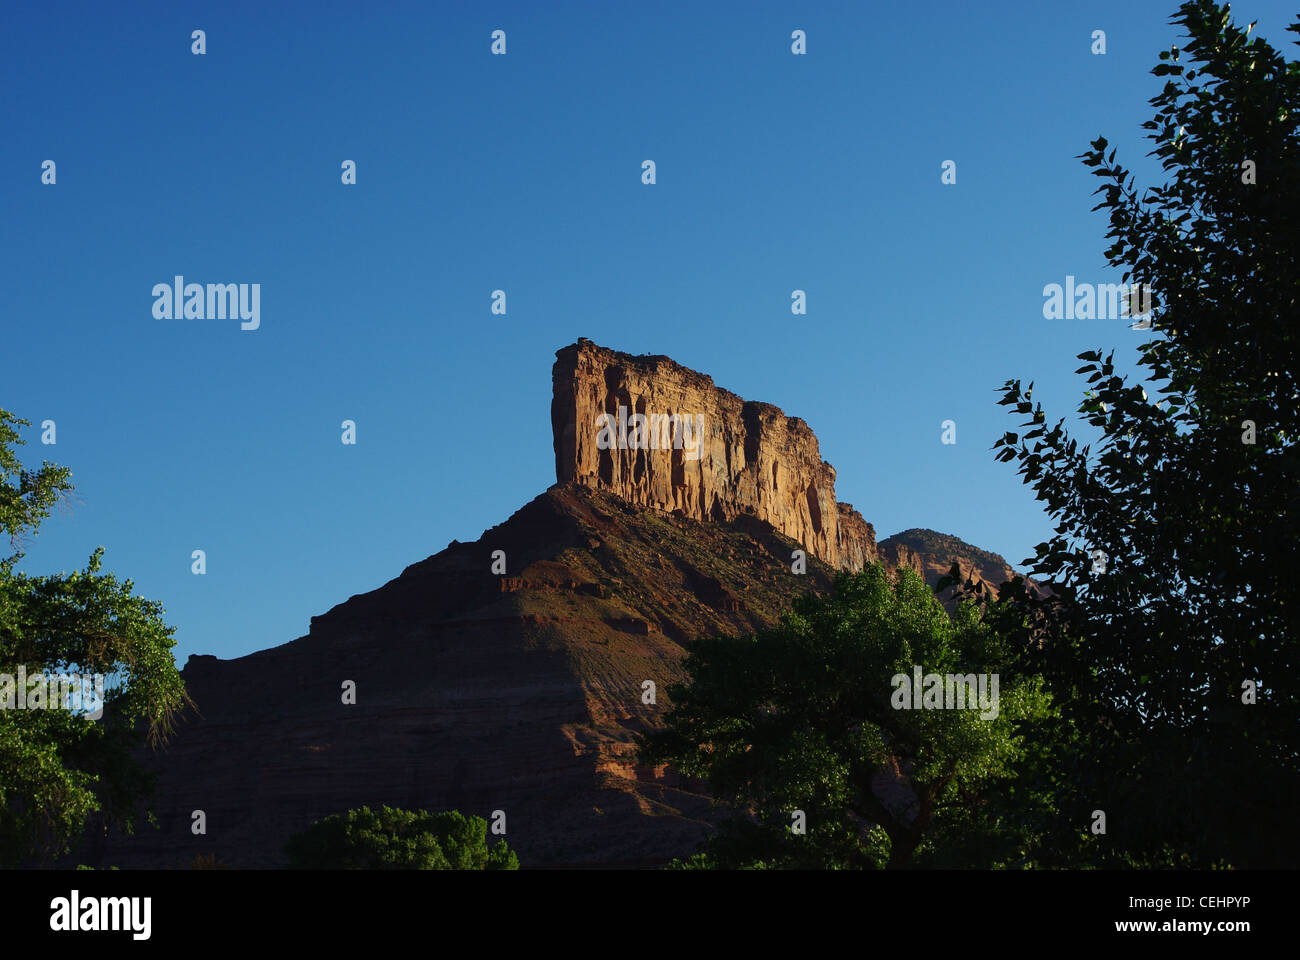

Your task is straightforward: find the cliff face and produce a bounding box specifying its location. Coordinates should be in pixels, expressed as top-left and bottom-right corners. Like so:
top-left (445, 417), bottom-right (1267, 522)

top-left (88, 340), bottom-right (1041, 870)
top-left (552, 339), bottom-right (877, 572)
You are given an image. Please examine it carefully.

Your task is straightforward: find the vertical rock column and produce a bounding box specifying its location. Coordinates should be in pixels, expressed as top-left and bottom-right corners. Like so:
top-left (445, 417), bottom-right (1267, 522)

top-left (551, 339), bottom-right (876, 571)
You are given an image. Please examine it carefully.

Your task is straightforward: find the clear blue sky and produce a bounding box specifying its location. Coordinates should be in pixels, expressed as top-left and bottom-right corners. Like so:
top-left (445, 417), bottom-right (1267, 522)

top-left (4, 0), bottom-right (1293, 664)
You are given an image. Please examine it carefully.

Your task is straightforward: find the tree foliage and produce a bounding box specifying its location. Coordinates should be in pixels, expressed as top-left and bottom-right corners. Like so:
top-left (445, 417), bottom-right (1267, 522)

top-left (992, 1), bottom-right (1300, 866)
top-left (640, 564), bottom-right (1066, 868)
top-left (0, 409), bottom-right (187, 866)
top-left (284, 806), bottom-right (519, 870)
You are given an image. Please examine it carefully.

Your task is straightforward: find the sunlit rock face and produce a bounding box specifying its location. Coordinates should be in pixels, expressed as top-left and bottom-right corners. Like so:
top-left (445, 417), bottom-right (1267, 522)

top-left (552, 338), bottom-right (877, 572)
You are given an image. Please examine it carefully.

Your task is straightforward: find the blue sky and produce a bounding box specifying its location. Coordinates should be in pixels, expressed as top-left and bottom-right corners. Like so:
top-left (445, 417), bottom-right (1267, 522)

top-left (4, 0), bottom-right (1294, 664)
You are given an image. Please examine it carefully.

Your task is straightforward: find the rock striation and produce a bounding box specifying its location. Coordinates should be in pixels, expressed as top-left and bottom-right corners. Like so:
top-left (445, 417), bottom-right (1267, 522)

top-left (92, 484), bottom-right (846, 868)
top-left (552, 339), bottom-right (877, 572)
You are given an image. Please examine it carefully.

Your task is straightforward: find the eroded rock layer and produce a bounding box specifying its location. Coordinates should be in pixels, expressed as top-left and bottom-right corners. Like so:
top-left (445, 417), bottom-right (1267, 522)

top-left (552, 339), bottom-right (877, 571)
top-left (93, 484), bottom-right (844, 868)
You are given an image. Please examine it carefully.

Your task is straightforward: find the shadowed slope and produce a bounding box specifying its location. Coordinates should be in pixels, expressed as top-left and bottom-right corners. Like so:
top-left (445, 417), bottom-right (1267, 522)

top-left (97, 483), bottom-right (839, 868)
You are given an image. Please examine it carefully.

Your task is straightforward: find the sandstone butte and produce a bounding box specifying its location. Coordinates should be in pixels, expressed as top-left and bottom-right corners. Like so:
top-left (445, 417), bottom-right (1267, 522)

top-left (552, 338), bottom-right (878, 573)
top-left (90, 339), bottom-right (1038, 868)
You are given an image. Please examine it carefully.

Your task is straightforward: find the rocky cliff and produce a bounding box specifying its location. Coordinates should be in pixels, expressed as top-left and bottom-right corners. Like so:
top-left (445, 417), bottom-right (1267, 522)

top-left (89, 340), bottom-right (1038, 869)
top-left (552, 339), bottom-right (877, 572)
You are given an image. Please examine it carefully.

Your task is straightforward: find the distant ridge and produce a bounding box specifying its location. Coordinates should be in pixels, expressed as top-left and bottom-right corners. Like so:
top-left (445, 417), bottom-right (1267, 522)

top-left (877, 528), bottom-right (1041, 599)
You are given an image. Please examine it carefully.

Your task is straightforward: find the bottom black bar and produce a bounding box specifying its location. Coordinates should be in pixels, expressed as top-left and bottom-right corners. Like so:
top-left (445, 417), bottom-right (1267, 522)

top-left (1, 869), bottom-right (1280, 946)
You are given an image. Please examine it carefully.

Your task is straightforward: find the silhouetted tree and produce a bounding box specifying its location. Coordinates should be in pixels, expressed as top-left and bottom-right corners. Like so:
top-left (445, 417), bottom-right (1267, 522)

top-left (993, 0), bottom-right (1300, 866)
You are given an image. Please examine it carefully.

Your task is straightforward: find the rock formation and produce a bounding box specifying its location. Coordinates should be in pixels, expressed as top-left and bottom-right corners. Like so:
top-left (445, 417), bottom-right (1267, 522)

top-left (552, 339), bottom-right (877, 572)
top-left (88, 340), bottom-right (1037, 869)
top-left (92, 484), bottom-right (843, 868)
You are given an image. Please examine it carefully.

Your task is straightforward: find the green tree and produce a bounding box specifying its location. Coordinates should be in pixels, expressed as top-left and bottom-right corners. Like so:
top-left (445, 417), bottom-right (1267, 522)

top-left (0, 409), bottom-right (187, 866)
top-left (284, 806), bottom-right (519, 869)
top-left (992, 1), bottom-right (1300, 866)
top-left (640, 564), bottom-right (1064, 868)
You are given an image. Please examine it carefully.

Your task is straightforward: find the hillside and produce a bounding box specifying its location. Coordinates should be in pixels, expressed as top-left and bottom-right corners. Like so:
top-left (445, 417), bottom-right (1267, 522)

top-left (90, 341), bottom-right (1039, 868)
top-left (877, 528), bottom-right (1041, 600)
top-left (94, 483), bottom-right (843, 867)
